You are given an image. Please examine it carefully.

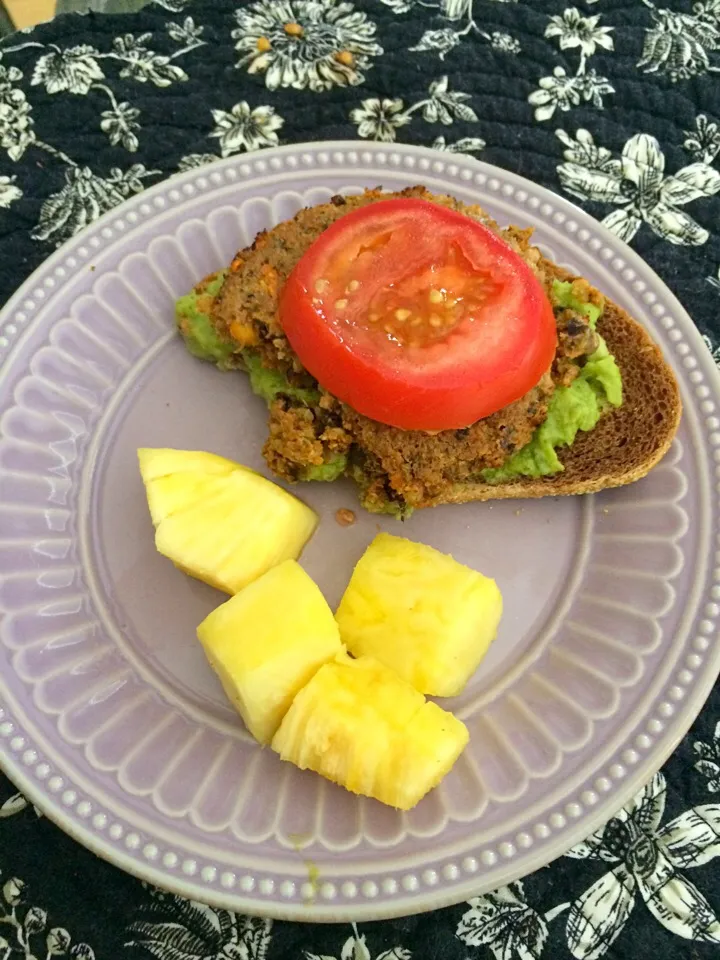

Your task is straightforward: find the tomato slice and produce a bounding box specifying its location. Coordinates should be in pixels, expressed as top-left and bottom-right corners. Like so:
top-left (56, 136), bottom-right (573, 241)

top-left (279, 198), bottom-right (557, 431)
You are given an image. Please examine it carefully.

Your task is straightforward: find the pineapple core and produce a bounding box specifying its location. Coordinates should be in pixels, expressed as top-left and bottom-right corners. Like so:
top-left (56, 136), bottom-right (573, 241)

top-left (138, 448), bottom-right (318, 594)
top-left (272, 651), bottom-right (469, 810)
top-left (197, 560), bottom-right (342, 744)
top-left (336, 533), bottom-right (503, 697)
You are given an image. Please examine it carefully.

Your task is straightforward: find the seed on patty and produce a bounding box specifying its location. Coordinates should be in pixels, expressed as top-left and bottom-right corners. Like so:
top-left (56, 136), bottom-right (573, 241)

top-left (284, 22), bottom-right (304, 36)
top-left (256, 36), bottom-right (271, 52)
top-left (334, 50), bottom-right (354, 66)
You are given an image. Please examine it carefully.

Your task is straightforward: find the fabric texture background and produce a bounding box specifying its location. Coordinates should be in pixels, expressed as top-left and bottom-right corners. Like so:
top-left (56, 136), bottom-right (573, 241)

top-left (56, 0), bottom-right (150, 13)
top-left (0, 2), bottom-right (720, 958)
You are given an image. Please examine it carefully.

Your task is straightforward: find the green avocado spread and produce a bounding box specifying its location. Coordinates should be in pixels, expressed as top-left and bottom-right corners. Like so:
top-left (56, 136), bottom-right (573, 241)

top-left (298, 454), bottom-right (348, 484)
top-left (176, 274), bottom-right (622, 493)
top-left (176, 277), bottom-right (345, 483)
top-left (175, 271), bottom-right (234, 367)
top-left (482, 280), bottom-right (623, 484)
top-left (243, 357), bottom-right (346, 482)
top-left (243, 351), bottom-right (320, 408)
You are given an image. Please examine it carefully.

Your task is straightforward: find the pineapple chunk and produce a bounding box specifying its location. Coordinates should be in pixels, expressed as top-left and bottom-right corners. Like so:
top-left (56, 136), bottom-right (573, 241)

top-left (272, 651), bottom-right (469, 810)
top-left (197, 560), bottom-right (342, 744)
top-left (336, 533), bottom-right (502, 697)
top-left (138, 448), bottom-right (317, 593)
top-left (138, 447), bottom-right (238, 481)
top-left (143, 473), bottom-right (224, 527)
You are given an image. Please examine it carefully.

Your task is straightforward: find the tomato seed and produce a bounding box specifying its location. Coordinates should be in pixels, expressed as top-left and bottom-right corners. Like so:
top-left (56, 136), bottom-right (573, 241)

top-left (395, 308), bottom-right (411, 321)
top-left (429, 314), bottom-right (443, 328)
top-left (347, 279), bottom-right (360, 292)
top-left (315, 278), bottom-right (329, 293)
top-left (429, 289), bottom-right (443, 304)
top-left (335, 299), bottom-right (348, 310)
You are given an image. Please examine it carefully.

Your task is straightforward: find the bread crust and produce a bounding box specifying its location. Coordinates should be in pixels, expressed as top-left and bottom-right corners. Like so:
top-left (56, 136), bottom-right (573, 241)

top-left (425, 260), bottom-right (682, 506)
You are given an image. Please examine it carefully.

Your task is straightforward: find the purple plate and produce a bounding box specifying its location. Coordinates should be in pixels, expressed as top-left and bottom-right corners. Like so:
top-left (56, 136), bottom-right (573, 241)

top-left (0, 142), bottom-right (717, 922)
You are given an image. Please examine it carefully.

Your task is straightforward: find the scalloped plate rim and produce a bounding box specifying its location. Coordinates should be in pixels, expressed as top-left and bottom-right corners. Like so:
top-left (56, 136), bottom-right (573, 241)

top-left (0, 141), bottom-right (718, 922)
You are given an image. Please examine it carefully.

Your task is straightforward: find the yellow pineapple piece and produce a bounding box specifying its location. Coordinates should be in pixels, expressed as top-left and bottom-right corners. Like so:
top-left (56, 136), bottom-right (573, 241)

top-left (143, 473), bottom-right (224, 527)
top-left (336, 533), bottom-right (503, 697)
top-left (197, 560), bottom-right (342, 744)
top-left (272, 651), bottom-right (469, 810)
top-left (138, 447), bottom-right (238, 481)
top-left (138, 448), bottom-right (317, 593)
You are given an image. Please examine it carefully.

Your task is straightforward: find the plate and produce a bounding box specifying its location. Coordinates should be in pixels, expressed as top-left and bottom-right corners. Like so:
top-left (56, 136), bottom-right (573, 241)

top-left (0, 142), bottom-right (718, 923)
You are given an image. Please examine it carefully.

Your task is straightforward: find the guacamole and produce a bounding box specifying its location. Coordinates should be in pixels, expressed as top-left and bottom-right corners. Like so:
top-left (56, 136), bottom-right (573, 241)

top-left (176, 281), bottom-right (345, 484)
top-left (298, 454), bottom-right (348, 484)
top-left (482, 280), bottom-right (623, 484)
top-left (176, 273), bottom-right (623, 497)
top-left (175, 271), bottom-right (235, 367)
top-left (243, 351), bottom-right (320, 407)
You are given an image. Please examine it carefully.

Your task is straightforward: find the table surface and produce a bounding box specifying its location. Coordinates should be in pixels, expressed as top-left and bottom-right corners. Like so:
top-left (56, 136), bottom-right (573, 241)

top-left (1, 1), bottom-right (720, 958)
top-left (1, 1), bottom-right (53, 30)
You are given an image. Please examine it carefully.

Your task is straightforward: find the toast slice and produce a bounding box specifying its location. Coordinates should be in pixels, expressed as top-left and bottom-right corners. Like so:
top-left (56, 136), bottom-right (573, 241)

top-left (181, 188), bottom-right (682, 511)
top-left (427, 259), bottom-right (682, 507)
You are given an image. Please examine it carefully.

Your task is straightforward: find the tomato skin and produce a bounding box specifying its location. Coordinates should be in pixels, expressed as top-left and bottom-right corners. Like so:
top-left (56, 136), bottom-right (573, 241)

top-left (279, 199), bottom-right (557, 431)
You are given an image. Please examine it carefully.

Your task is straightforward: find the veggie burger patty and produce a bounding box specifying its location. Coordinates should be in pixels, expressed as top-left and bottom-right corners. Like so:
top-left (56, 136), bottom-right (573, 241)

top-left (176, 187), bottom-right (620, 515)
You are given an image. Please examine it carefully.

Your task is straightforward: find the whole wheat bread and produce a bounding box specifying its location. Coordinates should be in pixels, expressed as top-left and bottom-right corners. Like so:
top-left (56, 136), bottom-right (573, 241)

top-left (209, 187), bottom-right (682, 508)
top-left (430, 259), bottom-right (682, 507)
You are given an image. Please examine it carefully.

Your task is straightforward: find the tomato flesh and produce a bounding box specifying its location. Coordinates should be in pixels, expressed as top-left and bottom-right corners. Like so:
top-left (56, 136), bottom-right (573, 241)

top-left (279, 198), bottom-right (557, 431)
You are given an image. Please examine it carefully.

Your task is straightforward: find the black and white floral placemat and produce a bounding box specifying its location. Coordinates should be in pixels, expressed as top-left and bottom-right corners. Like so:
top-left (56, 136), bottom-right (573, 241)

top-left (1, 1), bottom-right (720, 958)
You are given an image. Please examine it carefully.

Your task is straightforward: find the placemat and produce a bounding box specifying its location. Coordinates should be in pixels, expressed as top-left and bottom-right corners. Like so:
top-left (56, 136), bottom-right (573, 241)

top-left (0, 1), bottom-right (719, 957)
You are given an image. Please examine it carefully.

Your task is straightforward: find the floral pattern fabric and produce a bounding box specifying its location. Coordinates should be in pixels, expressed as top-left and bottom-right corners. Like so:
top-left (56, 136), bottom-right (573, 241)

top-left (0, 1), bottom-right (719, 958)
